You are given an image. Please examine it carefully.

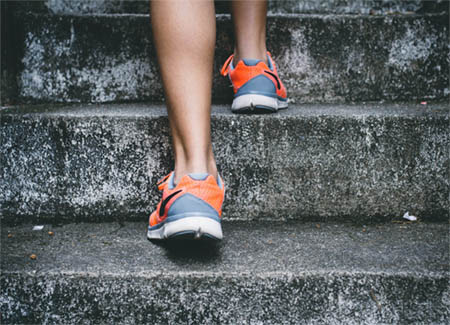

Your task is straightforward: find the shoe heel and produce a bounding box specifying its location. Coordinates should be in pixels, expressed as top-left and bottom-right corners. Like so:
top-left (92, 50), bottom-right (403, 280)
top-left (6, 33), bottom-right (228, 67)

top-left (232, 94), bottom-right (279, 113)
top-left (165, 216), bottom-right (223, 240)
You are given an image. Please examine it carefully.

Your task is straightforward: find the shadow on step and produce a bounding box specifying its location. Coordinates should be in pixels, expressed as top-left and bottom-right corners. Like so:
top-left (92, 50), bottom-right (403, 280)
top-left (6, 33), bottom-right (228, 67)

top-left (148, 238), bottom-right (222, 264)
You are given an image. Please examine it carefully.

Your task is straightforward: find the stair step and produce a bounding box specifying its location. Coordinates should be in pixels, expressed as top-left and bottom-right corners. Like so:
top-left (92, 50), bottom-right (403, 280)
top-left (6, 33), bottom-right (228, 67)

top-left (12, 0), bottom-right (449, 15)
top-left (1, 103), bottom-right (448, 223)
top-left (2, 12), bottom-right (448, 104)
top-left (1, 221), bottom-right (448, 323)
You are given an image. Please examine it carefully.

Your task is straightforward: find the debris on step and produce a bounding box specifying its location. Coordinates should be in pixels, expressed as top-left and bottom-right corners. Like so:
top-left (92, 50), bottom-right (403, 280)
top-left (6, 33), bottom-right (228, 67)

top-left (370, 289), bottom-right (382, 311)
top-left (403, 212), bottom-right (418, 222)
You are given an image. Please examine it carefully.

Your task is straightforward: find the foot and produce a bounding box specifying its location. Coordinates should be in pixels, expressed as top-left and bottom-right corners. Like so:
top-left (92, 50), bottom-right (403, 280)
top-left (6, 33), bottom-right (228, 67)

top-left (147, 172), bottom-right (225, 240)
top-left (221, 52), bottom-right (288, 114)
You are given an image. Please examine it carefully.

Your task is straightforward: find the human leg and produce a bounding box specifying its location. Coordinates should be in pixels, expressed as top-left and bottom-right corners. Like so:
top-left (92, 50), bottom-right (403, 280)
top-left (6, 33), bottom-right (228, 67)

top-left (231, 0), bottom-right (268, 64)
top-left (151, 0), bottom-right (217, 184)
top-left (148, 0), bottom-right (224, 240)
top-left (221, 0), bottom-right (288, 113)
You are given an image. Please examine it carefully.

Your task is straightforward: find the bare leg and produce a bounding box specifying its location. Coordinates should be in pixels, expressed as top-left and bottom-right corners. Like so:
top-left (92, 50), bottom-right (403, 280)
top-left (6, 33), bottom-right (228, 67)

top-left (231, 0), bottom-right (268, 64)
top-left (151, 0), bottom-right (217, 184)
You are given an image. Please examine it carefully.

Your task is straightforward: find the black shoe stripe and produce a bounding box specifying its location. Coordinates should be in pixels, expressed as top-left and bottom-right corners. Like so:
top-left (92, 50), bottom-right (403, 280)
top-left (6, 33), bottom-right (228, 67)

top-left (159, 190), bottom-right (183, 217)
top-left (264, 70), bottom-right (281, 90)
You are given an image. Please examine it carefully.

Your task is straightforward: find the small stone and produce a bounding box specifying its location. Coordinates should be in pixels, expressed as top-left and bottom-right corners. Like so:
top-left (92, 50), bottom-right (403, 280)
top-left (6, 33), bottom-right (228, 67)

top-left (403, 212), bottom-right (417, 221)
top-left (30, 254), bottom-right (37, 260)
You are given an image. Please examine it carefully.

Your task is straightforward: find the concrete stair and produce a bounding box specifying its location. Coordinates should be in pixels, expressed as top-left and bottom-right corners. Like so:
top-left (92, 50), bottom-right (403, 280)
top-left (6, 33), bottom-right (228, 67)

top-left (1, 103), bottom-right (448, 223)
top-left (2, 11), bottom-right (448, 104)
top-left (1, 1), bottom-right (449, 323)
top-left (9, 0), bottom-right (450, 15)
top-left (1, 221), bottom-right (448, 324)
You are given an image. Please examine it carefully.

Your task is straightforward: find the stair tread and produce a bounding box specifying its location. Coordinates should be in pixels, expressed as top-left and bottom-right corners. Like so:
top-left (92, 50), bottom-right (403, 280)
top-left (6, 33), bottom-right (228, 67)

top-left (9, 0), bottom-right (448, 16)
top-left (20, 12), bottom-right (449, 18)
top-left (2, 221), bottom-right (448, 277)
top-left (2, 102), bottom-right (448, 118)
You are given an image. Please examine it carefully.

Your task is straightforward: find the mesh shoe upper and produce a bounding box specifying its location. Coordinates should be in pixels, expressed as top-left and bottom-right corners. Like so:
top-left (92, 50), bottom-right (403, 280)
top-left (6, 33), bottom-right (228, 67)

top-left (221, 52), bottom-right (287, 100)
top-left (149, 172), bottom-right (225, 227)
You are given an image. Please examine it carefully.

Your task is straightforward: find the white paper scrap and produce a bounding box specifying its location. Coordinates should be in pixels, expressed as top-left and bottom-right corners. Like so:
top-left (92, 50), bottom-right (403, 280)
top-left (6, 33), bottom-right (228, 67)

top-left (402, 212), bottom-right (417, 221)
top-left (32, 225), bottom-right (44, 231)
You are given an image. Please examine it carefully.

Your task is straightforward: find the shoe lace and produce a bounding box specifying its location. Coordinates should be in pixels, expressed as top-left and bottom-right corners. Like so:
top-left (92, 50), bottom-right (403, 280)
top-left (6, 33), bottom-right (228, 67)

top-left (220, 54), bottom-right (234, 76)
top-left (156, 172), bottom-right (172, 191)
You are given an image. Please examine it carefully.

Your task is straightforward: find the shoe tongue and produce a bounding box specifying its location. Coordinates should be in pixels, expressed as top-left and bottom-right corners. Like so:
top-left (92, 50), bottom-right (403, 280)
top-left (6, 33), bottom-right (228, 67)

top-left (167, 172), bottom-right (176, 189)
top-left (242, 58), bottom-right (263, 66)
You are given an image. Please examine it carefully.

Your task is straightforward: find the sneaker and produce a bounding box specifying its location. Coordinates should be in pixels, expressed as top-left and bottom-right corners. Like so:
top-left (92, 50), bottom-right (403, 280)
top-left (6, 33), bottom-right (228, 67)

top-left (220, 51), bottom-right (288, 113)
top-left (147, 172), bottom-right (225, 240)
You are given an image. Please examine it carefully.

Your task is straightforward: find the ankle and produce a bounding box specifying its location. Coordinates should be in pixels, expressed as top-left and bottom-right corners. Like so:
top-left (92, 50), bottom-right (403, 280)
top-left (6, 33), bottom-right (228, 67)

top-left (173, 162), bottom-right (218, 185)
top-left (233, 49), bottom-right (268, 66)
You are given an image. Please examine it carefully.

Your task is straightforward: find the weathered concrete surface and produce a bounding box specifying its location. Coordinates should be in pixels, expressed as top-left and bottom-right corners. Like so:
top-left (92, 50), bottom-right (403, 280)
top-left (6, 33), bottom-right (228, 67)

top-left (0, 103), bottom-right (448, 223)
top-left (1, 221), bottom-right (448, 324)
top-left (268, 0), bottom-right (449, 14)
top-left (13, 0), bottom-right (449, 15)
top-left (3, 13), bottom-right (448, 104)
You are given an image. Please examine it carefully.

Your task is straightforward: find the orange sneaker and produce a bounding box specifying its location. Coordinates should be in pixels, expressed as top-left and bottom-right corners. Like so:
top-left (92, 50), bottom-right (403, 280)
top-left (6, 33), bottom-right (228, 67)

top-left (147, 172), bottom-right (225, 240)
top-left (221, 52), bottom-right (288, 113)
